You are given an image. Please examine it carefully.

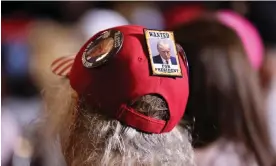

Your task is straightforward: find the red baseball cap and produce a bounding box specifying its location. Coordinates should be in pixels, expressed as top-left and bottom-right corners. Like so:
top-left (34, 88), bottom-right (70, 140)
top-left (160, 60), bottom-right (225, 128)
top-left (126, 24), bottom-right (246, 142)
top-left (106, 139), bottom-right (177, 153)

top-left (164, 4), bottom-right (205, 30)
top-left (51, 25), bottom-right (189, 134)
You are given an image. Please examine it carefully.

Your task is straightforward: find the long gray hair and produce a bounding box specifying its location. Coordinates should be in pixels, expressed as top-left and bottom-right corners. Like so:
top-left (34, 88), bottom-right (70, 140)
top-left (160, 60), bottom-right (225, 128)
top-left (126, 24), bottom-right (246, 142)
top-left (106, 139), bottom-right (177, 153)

top-left (41, 80), bottom-right (194, 166)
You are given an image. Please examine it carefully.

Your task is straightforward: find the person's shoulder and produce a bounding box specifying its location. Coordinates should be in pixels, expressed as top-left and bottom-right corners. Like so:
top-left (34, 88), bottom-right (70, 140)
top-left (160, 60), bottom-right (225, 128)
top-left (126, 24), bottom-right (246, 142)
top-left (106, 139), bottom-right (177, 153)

top-left (171, 56), bottom-right (177, 63)
top-left (171, 56), bottom-right (176, 60)
top-left (153, 55), bottom-right (160, 59)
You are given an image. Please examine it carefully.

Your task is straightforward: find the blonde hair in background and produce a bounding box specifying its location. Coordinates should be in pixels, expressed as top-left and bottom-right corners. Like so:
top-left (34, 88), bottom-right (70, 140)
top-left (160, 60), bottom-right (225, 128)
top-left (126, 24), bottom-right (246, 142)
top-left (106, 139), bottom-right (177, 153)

top-left (27, 19), bottom-right (84, 90)
top-left (26, 19), bottom-right (85, 166)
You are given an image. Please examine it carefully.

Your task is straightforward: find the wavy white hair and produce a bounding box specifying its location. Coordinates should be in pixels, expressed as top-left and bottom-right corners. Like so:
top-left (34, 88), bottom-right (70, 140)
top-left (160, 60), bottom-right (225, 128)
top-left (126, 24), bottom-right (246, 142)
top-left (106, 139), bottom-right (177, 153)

top-left (41, 80), bottom-right (195, 166)
top-left (157, 40), bottom-right (170, 51)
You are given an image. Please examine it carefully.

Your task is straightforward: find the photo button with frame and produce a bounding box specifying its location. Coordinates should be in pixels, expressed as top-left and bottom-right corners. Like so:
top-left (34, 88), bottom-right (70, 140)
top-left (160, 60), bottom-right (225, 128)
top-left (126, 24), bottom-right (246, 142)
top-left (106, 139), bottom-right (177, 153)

top-left (82, 30), bottom-right (123, 68)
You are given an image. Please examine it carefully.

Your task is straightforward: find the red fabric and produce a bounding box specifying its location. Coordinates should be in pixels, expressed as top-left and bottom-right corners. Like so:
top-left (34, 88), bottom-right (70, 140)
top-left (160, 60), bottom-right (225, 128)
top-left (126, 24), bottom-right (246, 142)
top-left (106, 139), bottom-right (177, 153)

top-left (164, 4), bottom-right (205, 30)
top-left (2, 18), bottom-right (32, 41)
top-left (69, 25), bottom-right (189, 133)
top-left (118, 104), bottom-right (165, 133)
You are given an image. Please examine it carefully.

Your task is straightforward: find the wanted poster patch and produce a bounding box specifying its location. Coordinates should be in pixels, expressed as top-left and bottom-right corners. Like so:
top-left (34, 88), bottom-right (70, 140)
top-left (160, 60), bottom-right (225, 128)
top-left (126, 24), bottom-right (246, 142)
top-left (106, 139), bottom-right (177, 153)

top-left (144, 29), bottom-right (182, 77)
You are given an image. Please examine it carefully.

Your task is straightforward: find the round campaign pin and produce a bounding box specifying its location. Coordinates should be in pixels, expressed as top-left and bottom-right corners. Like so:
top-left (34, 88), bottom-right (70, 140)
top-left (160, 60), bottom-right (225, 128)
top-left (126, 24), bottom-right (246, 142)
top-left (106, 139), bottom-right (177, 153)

top-left (82, 30), bottom-right (123, 68)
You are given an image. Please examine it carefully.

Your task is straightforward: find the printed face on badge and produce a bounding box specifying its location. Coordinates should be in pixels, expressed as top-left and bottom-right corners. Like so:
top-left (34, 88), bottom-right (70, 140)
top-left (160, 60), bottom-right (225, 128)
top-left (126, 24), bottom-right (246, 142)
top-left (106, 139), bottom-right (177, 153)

top-left (85, 37), bottom-right (115, 63)
top-left (82, 30), bottom-right (123, 68)
top-left (144, 29), bottom-right (182, 77)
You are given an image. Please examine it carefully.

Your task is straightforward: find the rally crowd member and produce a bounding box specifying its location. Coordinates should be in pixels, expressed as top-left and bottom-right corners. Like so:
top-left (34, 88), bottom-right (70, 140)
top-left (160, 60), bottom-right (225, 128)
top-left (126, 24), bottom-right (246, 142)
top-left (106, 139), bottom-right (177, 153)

top-left (172, 10), bottom-right (276, 166)
top-left (260, 50), bottom-right (276, 152)
top-left (42, 25), bottom-right (194, 166)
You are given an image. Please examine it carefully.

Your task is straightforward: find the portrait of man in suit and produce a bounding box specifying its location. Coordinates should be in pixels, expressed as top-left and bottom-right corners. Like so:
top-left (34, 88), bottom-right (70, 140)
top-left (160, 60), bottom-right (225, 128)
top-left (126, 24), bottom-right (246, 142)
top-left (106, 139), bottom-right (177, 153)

top-left (153, 41), bottom-right (177, 65)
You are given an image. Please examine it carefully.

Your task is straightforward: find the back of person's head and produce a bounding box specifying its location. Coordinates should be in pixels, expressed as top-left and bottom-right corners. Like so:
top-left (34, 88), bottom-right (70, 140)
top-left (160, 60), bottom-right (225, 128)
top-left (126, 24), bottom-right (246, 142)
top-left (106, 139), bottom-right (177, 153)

top-left (173, 11), bottom-right (275, 166)
top-left (43, 25), bottom-right (193, 166)
top-left (260, 50), bottom-right (276, 153)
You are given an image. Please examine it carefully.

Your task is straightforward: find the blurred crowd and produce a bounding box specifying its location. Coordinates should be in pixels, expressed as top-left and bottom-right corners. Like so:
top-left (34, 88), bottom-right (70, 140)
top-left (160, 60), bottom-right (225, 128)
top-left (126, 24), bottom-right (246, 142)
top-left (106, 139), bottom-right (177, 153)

top-left (2, 1), bottom-right (276, 166)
